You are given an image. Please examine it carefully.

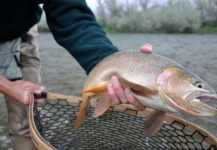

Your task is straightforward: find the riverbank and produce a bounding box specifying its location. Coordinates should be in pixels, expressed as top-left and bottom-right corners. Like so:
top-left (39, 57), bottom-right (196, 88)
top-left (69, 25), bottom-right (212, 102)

top-left (103, 25), bottom-right (217, 34)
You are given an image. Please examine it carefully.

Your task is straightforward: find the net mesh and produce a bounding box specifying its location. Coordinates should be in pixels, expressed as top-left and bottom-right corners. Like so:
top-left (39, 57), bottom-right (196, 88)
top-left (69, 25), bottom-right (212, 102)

top-left (33, 98), bottom-right (217, 150)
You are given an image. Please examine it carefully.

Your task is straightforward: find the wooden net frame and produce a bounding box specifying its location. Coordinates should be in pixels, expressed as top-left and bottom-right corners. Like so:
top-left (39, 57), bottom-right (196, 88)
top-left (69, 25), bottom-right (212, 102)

top-left (29, 93), bottom-right (217, 150)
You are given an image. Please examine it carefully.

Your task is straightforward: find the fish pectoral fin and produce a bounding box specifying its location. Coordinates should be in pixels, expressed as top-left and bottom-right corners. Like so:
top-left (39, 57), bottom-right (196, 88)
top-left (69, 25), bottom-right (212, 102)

top-left (76, 97), bottom-right (90, 128)
top-left (93, 94), bottom-right (112, 118)
top-left (82, 85), bottom-right (108, 94)
top-left (144, 110), bottom-right (166, 137)
top-left (119, 77), bottom-right (157, 98)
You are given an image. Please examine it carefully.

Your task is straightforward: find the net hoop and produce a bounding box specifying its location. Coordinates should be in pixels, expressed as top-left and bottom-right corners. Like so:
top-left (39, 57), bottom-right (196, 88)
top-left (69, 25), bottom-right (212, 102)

top-left (29, 93), bottom-right (217, 150)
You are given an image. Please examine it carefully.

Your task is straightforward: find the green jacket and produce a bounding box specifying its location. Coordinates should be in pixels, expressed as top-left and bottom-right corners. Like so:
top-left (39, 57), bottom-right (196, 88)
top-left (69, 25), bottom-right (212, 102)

top-left (0, 0), bottom-right (118, 74)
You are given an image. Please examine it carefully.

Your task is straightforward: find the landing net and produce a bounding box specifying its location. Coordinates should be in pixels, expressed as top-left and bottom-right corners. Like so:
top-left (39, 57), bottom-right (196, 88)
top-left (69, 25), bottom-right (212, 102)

top-left (29, 95), bottom-right (217, 150)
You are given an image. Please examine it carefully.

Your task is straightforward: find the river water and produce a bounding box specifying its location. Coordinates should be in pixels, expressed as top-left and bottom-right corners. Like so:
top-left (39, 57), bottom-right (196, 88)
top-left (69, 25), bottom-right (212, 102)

top-left (0, 33), bottom-right (217, 149)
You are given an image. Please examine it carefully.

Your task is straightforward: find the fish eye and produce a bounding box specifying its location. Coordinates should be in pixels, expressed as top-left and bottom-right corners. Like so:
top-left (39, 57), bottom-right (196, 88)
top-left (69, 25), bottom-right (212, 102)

top-left (195, 82), bottom-right (205, 89)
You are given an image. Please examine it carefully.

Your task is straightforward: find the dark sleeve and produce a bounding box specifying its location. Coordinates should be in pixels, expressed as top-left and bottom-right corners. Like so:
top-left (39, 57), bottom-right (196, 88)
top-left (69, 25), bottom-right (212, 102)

top-left (43, 0), bottom-right (119, 74)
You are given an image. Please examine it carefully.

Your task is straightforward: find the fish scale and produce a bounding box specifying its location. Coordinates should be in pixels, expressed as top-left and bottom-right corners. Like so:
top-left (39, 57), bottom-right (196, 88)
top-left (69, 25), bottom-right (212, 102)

top-left (85, 51), bottom-right (180, 91)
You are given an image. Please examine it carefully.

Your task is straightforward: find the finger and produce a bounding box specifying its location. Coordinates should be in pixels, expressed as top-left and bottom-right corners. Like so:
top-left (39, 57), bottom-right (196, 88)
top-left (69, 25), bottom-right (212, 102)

top-left (111, 76), bottom-right (128, 103)
top-left (25, 90), bottom-right (44, 105)
top-left (108, 83), bottom-right (120, 105)
top-left (32, 85), bottom-right (46, 91)
top-left (35, 98), bottom-right (45, 104)
top-left (26, 82), bottom-right (46, 91)
top-left (140, 44), bottom-right (153, 54)
top-left (125, 88), bottom-right (146, 111)
top-left (23, 92), bottom-right (33, 106)
top-left (29, 86), bottom-right (46, 104)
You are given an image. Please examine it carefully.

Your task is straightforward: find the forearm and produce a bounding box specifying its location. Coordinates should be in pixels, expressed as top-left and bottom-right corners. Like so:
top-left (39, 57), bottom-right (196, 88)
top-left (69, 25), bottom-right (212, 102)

top-left (43, 0), bottom-right (118, 74)
top-left (0, 76), bottom-right (13, 96)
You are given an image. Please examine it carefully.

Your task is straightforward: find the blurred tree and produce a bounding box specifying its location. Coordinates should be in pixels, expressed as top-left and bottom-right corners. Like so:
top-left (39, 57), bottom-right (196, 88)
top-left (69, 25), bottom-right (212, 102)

top-left (159, 0), bottom-right (201, 33)
top-left (95, 0), bottom-right (217, 33)
top-left (194, 0), bottom-right (217, 26)
top-left (139, 0), bottom-right (149, 11)
top-left (104, 0), bottom-right (124, 17)
top-left (96, 0), bottom-right (107, 26)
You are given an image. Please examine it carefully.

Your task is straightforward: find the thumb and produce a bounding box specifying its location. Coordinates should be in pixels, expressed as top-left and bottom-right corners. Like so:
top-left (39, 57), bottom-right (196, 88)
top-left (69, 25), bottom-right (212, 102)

top-left (140, 44), bottom-right (153, 54)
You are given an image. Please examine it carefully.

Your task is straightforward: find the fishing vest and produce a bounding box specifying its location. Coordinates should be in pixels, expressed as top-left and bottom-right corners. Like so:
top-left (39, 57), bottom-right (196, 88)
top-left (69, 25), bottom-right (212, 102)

top-left (0, 38), bottom-right (22, 80)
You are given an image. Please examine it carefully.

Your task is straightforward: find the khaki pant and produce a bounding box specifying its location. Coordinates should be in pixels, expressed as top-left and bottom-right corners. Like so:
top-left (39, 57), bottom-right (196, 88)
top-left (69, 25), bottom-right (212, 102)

top-left (4, 25), bottom-right (41, 150)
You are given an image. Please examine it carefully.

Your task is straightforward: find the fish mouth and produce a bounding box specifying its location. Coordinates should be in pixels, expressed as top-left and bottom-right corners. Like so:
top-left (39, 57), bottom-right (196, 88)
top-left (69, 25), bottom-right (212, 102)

top-left (189, 93), bottom-right (217, 105)
top-left (175, 92), bottom-right (217, 115)
top-left (195, 95), bottom-right (217, 104)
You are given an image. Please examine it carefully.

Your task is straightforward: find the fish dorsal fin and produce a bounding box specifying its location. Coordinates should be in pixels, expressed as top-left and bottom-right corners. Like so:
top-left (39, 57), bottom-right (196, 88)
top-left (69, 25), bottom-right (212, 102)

top-left (76, 97), bottom-right (90, 128)
top-left (144, 110), bottom-right (166, 137)
top-left (83, 85), bottom-right (108, 94)
top-left (118, 77), bottom-right (157, 98)
top-left (93, 94), bottom-right (112, 118)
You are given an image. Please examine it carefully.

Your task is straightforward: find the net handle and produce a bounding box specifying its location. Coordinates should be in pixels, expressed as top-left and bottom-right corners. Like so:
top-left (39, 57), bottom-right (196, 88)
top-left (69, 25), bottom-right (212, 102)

top-left (29, 93), bottom-right (57, 150)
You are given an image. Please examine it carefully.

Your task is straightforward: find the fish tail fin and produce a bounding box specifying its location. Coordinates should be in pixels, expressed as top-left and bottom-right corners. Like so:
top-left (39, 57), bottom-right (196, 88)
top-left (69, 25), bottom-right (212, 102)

top-left (76, 96), bottom-right (90, 128)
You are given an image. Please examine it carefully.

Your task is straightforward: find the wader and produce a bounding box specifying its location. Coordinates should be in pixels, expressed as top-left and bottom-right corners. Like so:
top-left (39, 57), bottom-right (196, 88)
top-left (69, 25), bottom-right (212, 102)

top-left (0, 25), bottom-right (41, 150)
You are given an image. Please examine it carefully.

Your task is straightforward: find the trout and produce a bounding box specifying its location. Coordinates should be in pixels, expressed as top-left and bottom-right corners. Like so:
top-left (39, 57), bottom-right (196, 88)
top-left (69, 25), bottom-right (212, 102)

top-left (76, 51), bottom-right (217, 137)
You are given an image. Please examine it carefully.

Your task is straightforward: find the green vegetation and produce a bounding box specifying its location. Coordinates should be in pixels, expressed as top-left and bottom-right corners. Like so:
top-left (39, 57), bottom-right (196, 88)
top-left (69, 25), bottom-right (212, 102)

top-left (96, 0), bottom-right (217, 34)
top-left (194, 26), bottom-right (217, 34)
top-left (102, 24), bottom-right (217, 34)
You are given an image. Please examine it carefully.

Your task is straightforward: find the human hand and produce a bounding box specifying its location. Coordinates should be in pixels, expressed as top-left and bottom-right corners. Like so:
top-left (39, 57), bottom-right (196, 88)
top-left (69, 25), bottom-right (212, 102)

top-left (108, 44), bottom-right (153, 111)
top-left (9, 80), bottom-right (45, 105)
